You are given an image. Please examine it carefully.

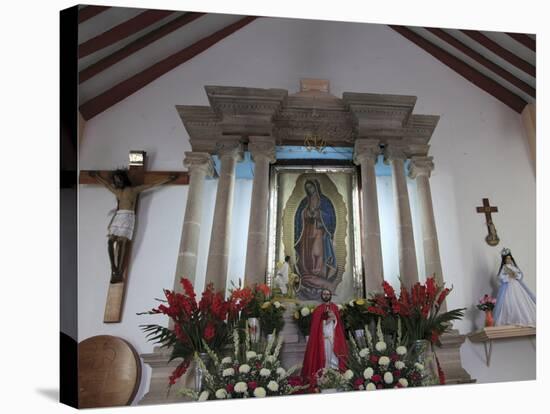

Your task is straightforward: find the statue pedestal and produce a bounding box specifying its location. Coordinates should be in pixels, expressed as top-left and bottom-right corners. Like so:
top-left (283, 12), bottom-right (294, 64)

top-left (279, 306), bottom-right (307, 369)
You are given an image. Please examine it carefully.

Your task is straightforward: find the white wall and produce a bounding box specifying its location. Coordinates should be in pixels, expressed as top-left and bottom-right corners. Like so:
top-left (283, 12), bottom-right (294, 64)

top-left (78, 16), bottom-right (536, 402)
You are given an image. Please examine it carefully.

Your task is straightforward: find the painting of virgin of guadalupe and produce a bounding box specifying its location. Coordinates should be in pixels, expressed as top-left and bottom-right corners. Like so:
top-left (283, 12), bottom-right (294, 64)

top-left (294, 179), bottom-right (342, 300)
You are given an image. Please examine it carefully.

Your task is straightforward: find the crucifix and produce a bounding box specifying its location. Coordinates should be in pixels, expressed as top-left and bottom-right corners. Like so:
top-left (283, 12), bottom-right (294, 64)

top-left (476, 198), bottom-right (500, 246)
top-left (80, 151), bottom-right (189, 323)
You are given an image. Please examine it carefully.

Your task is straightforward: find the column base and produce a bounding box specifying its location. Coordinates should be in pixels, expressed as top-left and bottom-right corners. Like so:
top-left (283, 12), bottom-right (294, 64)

top-left (436, 329), bottom-right (476, 384)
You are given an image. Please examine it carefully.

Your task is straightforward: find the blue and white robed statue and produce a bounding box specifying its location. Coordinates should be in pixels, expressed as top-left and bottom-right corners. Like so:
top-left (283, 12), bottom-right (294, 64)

top-left (493, 248), bottom-right (536, 327)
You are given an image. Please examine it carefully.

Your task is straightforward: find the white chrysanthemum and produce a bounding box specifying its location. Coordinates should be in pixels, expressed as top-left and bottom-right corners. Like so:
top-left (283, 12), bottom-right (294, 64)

top-left (221, 356), bottom-right (233, 364)
top-left (366, 382), bottom-right (376, 391)
top-left (267, 380), bottom-right (279, 392)
top-left (254, 387), bottom-right (266, 398)
top-left (378, 356), bottom-right (390, 366)
top-left (215, 389), bottom-right (227, 399)
top-left (343, 370), bottom-right (354, 380)
top-left (348, 300), bottom-right (355, 307)
top-left (276, 367), bottom-right (286, 377)
top-left (198, 391), bottom-right (209, 401)
top-left (414, 363), bottom-right (424, 371)
top-left (266, 355), bottom-right (276, 363)
top-left (363, 367), bottom-right (374, 379)
top-left (359, 348), bottom-right (369, 358)
top-left (274, 301), bottom-right (281, 308)
top-left (260, 368), bottom-right (271, 377)
top-left (239, 364), bottom-right (251, 374)
top-left (395, 361), bottom-right (406, 370)
top-left (222, 368), bottom-right (235, 377)
top-left (384, 372), bottom-right (394, 384)
top-left (234, 382), bottom-right (248, 393)
top-left (398, 378), bottom-right (409, 387)
top-left (300, 307), bottom-right (310, 317)
top-left (246, 351), bottom-right (257, 360)
top-left (375, 341), bottom-right (387, 352)
top-left (396, 346), bottom-right (407, 356)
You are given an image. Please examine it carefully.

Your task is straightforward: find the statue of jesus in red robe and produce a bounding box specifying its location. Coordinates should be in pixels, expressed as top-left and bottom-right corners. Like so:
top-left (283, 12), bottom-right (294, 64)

top-left (301, 289), bottom-right (349, 383)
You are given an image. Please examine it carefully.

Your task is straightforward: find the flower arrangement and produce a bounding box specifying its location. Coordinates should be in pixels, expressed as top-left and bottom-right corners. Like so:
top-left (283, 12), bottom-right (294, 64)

top-left (139, 278), bottom-right (230, 386)
top-left (259, 300), bottom-right (286, 335)
top-left (227, 283), bottom-right (271, 320)
top-left (476, 294), bottom-right (496, 311)
top-left (180, 330), bottom-right (306, 400)
top-left (292, 304), bottom-right (316, 337)
top-left (316, 368), bottom-right (351, 391)
top-left (344, 318), bottom-right (424, 390)
top-left (368, 277), bottom-right (465, 345)
top-left (341, 298), bottom-right (370, 331)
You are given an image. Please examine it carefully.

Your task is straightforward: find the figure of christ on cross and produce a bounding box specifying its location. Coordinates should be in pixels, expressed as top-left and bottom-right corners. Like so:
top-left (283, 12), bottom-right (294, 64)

top-left (476, 198), bottom-right (500, 246)
top-left (89, 169), bottom-right (178, 283)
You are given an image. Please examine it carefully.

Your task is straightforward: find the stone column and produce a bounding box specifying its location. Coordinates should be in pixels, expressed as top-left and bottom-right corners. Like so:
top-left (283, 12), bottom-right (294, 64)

top-left (244, 137), bottom-right (276, 285)
top-left (205, 142), bottom-right (243, 291)
top-left (353, 139), bottom-right (384, 293)
top-left (173, 152), bottom-right (214, 292)
top-left (385, 143), bottom-right (418, 288)
top-left (409, 156), bottom-right (446, 310)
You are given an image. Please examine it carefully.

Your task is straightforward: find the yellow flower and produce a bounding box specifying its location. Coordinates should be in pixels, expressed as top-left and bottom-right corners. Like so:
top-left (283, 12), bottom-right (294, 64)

top-left (356, 299), bottom-right (366, 306)
top-left (261, 301), bottom-right (271, 309)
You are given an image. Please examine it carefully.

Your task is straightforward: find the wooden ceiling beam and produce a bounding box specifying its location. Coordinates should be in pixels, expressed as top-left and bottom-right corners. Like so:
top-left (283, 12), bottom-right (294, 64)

top-left (78, 9), bottom-right (176, 59)
top-left (79, 16), bottom-right (258, 120)
top-left (390, 26), bottom-right (527, 113)
top-left (425, 28), bottom-right (535, 98)
top-left (460, 30), bottom-right (535, 77)
top-left (79, 12), bottom-right (206, 84)
top-left (506, 32), bottom-right (536, 52)
top-left (78, 5), bottom-right (111, 24)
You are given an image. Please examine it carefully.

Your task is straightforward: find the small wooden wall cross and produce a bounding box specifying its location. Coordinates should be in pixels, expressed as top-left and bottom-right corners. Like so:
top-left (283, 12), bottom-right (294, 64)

top-left (476, 198), bottom-right (500, 246)
top-left (80, 151), bottom-right (189, 323)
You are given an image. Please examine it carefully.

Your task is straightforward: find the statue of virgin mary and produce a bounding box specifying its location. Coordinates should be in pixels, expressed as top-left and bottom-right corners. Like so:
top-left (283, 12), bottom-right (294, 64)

top-left (294, 179), bottom-right (339, 300)
top-left (493, 248), bottom-right (536, 327)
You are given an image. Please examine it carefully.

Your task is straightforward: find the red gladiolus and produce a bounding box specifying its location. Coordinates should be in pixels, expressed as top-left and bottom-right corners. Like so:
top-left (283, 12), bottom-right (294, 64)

top-left (248, 381), bottom-right (258, 390)
top-left (256, 283), bottom-right (271, 297)
top-left (169, 360), bottom-right (190, 385)
top-left (383, 281), bottom-right (397, 300)
top-left (354, 378), bottom-right (364, 389)
top-left (226, 383), bottom-right (234, 393)
top-left (437, 288), bottom-right (450, 306)
top-left (367, 306), bottom-right (386, 317)
top-left (430, 330), bottom-right (440, 344)
top-left (204, 321), bottom-right (216, 341)
top-left (369, 355), bottom-right (379, 364)
top-left (371, 374), bottom-right (382, 383)
top-left (426, 277), bottom-right (437, 302)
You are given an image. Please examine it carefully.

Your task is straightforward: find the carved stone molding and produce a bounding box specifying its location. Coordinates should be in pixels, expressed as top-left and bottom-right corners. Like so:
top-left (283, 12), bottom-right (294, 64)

top-left (409, 155), bottom-right (435, 179)
top-left (353, 139), bottom-right (381, 165)
top-left (248, 137), bottom-right (276, 163)
top-left (183, 151), bottom-right (215, 177)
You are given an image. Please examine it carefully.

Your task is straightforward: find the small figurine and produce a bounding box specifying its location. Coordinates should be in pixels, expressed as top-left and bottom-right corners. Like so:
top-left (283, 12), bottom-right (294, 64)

top-left (493, 248), bottom-right (536, 327)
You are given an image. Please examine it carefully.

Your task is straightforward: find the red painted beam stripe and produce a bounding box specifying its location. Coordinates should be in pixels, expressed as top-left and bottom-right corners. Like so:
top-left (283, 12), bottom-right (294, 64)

top-left (505, 32), bottom-right (536, 52)
top-left (79, 16), bottom-right (258, 120)
top-left (78, 9), bottom-right (176, 59)
top-left (390, 25), bottom-right (526, 113)
top-left (425, 28), bottom-right (535, 98)
top-left (78, 5), bottom-right (111, 24)
top-left (461, 30), bottom-right (535, 77)
top-left (79, 12), bottom-right (206, 83)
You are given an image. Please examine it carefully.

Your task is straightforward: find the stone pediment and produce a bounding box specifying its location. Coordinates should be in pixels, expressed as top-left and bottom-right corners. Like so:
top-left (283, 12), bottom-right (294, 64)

top-left (176, 83), bottom-right (439, 154)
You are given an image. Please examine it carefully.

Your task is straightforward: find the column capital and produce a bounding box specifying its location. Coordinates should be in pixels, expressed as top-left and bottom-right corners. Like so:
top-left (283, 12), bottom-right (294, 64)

top-left (409, 156), bottom-right (435, 179)
top-left (216, 141), bottom-right (244, 162)
top-left (248, 136), bottom-right (276, 163)
top-left (383, 142), bottom-right (408, 162)
top-left (353, 139), bottom-right (381, 165)
top-left (183, 151), bottom-right (215, 177)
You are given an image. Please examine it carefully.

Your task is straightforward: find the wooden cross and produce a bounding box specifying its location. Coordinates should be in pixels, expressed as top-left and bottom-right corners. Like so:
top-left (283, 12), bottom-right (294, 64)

top-left (476, 198), bottom-right (500, 246)
top-left (80, 151), bottom-right (189, 323)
